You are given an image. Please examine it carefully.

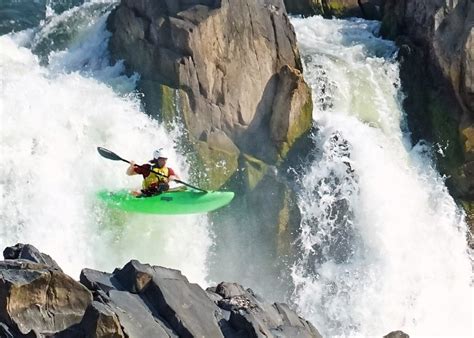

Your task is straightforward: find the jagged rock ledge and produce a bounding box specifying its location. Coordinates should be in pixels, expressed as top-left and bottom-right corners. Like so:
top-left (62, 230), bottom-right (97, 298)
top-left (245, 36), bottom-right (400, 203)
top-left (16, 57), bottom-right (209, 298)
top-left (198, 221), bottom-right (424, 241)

top-left (0, 243), bottom-right (321, 337)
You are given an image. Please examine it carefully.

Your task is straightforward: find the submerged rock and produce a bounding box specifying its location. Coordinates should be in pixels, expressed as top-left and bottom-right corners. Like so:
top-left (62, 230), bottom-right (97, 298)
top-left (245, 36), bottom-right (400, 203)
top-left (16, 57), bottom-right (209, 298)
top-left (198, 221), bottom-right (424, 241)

top-left (0, 244), bottom-right (321, 337)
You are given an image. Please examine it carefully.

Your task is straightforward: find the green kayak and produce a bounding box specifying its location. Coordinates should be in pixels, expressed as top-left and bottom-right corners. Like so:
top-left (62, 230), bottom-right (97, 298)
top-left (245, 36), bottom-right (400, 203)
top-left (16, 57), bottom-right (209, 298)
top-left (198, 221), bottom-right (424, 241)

top-left (97, 189), bottom-right (234, 214)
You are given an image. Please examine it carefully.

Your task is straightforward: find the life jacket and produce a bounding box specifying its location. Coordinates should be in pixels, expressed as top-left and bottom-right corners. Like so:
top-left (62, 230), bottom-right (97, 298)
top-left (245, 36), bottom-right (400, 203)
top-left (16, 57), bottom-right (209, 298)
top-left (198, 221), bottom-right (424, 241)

top-left (142, 165), bottom-right (169, 190)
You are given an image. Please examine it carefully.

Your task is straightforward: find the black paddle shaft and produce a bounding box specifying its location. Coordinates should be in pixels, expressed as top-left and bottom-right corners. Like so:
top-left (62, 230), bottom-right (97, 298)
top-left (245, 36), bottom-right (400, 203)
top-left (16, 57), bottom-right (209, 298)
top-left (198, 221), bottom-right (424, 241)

top-left (97, 147), bottom-right (207, 193)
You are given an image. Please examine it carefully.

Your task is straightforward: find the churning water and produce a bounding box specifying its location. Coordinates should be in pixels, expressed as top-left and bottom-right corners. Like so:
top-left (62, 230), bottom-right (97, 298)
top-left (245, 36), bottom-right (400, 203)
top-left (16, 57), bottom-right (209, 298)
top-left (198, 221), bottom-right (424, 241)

top-left (1, 2), bottom-right (472, 336)
top-left (291, 16), bottom-right (473, 337)
top-left (0, 1), bottom-right (211, 285)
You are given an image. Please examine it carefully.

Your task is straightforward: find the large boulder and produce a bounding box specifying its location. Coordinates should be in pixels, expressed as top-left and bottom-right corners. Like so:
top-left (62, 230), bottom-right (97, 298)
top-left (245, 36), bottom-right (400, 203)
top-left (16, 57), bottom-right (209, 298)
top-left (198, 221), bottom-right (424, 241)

top-left (0, 260), bottom-right (92, 336)
top-left (107, 0), bottom-right (313, 184)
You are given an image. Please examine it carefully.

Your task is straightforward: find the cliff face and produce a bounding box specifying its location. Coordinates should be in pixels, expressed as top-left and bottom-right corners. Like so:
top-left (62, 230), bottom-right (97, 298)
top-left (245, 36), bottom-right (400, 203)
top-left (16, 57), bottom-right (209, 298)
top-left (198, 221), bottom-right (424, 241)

top-left (381, 0), bottom-right (474, 245)
top-left (107, 0), bottom-right (312, 174)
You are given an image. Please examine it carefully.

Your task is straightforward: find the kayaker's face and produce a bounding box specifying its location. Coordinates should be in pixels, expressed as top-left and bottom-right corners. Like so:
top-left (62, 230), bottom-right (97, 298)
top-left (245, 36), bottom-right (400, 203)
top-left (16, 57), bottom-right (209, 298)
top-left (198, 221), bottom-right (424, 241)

top-left (157, 158), bottom-right (167, 167)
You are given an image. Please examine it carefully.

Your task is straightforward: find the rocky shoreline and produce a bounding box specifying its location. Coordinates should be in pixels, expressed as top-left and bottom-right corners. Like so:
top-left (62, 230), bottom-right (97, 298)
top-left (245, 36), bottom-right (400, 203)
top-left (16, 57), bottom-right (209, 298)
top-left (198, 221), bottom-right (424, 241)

top-left (0, 244), bottom-right (410, 337)
top-left (0, 244), bottom-right (321, 337)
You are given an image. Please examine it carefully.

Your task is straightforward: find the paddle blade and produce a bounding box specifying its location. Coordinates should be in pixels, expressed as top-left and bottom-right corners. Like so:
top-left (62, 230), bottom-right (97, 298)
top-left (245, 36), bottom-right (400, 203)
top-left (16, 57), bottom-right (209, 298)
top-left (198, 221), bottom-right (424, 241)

top-left (97, 147), bottom-right (130, 163)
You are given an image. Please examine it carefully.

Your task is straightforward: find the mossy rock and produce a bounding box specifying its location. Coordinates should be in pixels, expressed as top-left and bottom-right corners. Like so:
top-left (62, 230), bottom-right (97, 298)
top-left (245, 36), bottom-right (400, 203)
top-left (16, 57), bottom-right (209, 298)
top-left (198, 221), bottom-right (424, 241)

top-left (276, 189), bottom-right (301, 257)
top-left (279, 93), bottom-right (313, 161)
top-left (193, 140), bottom-right (239, 191)
top-left (461, 125), bottom-right (474, 161)
top-left (241, 153), bottom-right (270, 191)
top-left (460, 200), bottom-right (474, 248)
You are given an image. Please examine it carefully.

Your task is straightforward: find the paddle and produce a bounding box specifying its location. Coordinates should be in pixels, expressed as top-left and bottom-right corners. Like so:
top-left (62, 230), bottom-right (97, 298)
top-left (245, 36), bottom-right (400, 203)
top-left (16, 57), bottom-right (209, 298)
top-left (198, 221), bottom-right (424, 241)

top-left (97, 147), bottom-right (207, 193)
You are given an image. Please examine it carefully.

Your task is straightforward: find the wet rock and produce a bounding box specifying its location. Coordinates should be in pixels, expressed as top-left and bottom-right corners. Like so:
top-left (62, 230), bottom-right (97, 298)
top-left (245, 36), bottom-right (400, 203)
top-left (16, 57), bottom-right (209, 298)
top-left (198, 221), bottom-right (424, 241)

top-left (107, 0), bottom-right (311, 168)
top-left (0, 245), bottom-right (322, 337)
top-left (3, 243), bottom-right (62, 271)
top-left (82, 301), bottom-right (125, 337)
top-left (283, 0), bottom-right (382, 19)
top-left (384, 330), bottom-right (410, 338)
top-left (271, 65), bottom-right (313, 160)
top-left (209, 282), bottom-right (323, 338)
top-left (381, 0), bottom-right (474, 241)
top-left (0, 260), bottom-right (92, 335)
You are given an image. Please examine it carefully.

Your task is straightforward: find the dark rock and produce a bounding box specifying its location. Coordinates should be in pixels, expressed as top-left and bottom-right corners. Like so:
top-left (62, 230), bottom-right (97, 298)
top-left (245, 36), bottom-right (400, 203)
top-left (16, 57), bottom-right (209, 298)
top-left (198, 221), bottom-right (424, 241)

top-left (210, 282), bottom-right (322, 338)
top-left (384, 330), bottom-right (410, 338)
top-left (1, 246), bottom-right (322, 338)
top-left (74, 301), bottom-right (125, 338)
top-left (107, 290), bottom-right (174, 337)
top-left (142, 265), bottom-right (224, 338)
top-left (3, 243), bottom-right (62, 271)
top-left (0, 260), bottom-right (92, 335)
top-left (381, 0), bottom-right (474, 242)
top-left (80, 268), bottom-right (117, 293)
top-left (283, 0), bottom-right (382, 19)
top-left (113, 259), bottom-right (154, 293)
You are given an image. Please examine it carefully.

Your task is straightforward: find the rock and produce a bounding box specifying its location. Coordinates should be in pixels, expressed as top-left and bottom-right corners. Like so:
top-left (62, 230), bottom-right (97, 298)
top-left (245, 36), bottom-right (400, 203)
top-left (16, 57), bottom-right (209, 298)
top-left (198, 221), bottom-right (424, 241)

top-left (381, 0), bottom-right (473, 114)
top-left (75, 301), bottom-right (125, 338)
top-left (384, 330), bottom-right (410, 338)
top-left (270, 65), bottom-right (313, 161)
top-left (381, 0), bottom-right (474, 240)
top-left (0, 245), bottom-right (322, 337)
top-left (283, 0), bottom-right (382, 19)
top-left (3, 243), bottom-right (62, 271)
top-left (209, 282), bottom-right (323, 338)
top-left (141, 265), bottom-right (225, 338)
top-left (106, 290), bottom-right (174, 337)
top-left (80, 268), bottom-right (117, 293)
top-left (0, 260), bottom-right (92, 335)
top-left (107, 0), bottom-right (311, 167)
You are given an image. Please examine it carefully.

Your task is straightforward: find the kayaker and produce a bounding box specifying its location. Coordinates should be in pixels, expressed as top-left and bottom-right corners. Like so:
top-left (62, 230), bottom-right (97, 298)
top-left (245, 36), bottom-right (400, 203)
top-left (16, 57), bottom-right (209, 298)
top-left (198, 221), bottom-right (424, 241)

top-left (126, 149), bottom-right (180, 197)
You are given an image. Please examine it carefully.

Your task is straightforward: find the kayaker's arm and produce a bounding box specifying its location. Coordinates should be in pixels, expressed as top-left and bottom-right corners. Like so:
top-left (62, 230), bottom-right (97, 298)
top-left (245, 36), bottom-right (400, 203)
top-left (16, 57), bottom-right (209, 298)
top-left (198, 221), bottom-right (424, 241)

top-left (126, 161), bottom-right (150, 176)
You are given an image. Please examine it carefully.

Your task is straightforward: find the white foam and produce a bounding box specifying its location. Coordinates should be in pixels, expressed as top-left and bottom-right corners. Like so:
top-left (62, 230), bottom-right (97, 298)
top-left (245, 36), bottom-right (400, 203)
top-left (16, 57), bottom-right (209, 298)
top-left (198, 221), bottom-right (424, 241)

top-left (0, 6), bottom-right (210, 285)
top-left (291, 16), bottom-right (473, 337)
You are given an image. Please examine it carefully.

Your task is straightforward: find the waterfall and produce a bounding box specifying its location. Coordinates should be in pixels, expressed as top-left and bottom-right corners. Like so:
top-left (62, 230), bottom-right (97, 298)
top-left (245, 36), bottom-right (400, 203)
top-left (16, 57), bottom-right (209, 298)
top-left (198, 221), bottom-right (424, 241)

top-left (290, 16), bottom-right (473, 337)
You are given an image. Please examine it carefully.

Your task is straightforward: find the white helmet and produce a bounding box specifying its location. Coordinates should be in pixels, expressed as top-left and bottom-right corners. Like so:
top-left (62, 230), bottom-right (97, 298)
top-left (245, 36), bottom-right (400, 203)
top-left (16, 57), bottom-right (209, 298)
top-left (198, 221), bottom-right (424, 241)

top-left (153, 148), bottom-right (168, 159)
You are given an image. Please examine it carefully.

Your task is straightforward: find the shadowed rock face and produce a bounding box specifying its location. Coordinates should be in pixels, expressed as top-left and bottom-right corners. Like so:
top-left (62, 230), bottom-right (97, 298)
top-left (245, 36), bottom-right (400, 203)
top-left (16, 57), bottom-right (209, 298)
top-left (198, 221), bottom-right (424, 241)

top-left (0, 244), bottom-right (323, 337)
top-left (107, 0), bottom-right (312, 168)
top-left (381, 0), bottom-right (474, 245)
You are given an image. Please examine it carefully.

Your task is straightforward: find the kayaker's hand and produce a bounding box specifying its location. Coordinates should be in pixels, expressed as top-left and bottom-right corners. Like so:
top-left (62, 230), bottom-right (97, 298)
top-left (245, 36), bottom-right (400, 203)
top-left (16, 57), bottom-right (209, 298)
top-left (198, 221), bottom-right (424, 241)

top-left (126, 161), bottom-right (138, 175)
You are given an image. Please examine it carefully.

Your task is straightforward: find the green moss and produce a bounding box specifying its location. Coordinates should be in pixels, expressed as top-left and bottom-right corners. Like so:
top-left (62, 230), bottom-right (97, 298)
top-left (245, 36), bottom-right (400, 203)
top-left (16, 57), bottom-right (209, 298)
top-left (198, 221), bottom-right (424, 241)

top-left (278, 90), bottom-right (313, 161)
top-left (460, 200), bottom-right (474, 248)
top-left (193, 141), bottom-right (239, 190)
top-left (276, 190), bottom-right (291, 256)
top-left (241, 153), bottom-right (269, 190)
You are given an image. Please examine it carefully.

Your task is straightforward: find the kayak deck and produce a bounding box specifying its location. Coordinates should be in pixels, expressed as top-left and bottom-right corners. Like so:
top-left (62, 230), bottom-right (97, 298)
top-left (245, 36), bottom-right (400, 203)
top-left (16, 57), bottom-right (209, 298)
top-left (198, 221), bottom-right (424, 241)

top-left (97, 189), bottom-right (234, 214)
